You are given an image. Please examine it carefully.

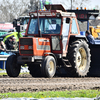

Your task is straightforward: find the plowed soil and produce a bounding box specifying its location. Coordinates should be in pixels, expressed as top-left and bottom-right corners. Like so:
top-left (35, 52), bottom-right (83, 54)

top-left (0, 74), bottom-right (100, 93)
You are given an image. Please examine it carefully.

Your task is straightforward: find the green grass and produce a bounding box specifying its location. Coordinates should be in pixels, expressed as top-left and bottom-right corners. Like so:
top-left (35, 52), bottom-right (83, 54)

top-left (0, 68), bottom-right (2, 71)
top-left (0, 72), bottom-right (29, 76)
top-left (0, 90), bottom-right (100, 99)
top-left (0, 69), bottom-right (29, 76)
top-left (0, 71), bottom-right (7, 76)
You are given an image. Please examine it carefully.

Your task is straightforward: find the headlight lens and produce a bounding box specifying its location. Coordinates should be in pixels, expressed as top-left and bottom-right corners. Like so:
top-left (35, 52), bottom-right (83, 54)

top-left (28, 46), bottom-right (32, 49)
top-left (20, 46), bottom-right (24, 49)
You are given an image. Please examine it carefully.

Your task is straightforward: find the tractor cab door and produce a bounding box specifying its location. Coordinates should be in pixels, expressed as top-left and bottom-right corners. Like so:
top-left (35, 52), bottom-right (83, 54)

top-left (62, 18), bottom-right (70, 56)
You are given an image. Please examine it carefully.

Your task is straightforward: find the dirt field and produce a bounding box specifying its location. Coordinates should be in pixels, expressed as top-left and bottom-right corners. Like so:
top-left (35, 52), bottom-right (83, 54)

top-left (0, 74), bottom-right (100, 93)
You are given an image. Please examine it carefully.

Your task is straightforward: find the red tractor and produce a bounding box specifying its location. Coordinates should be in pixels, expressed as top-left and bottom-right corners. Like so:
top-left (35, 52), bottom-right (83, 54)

top-left (6, 5), bottom-right (91, 77)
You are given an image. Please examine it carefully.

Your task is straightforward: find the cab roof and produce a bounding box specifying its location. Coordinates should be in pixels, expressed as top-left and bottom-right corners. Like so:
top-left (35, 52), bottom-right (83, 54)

top-left (29, 4), bottom-right (75, 17)
top-left (45, 4), bottom-right (66, 12)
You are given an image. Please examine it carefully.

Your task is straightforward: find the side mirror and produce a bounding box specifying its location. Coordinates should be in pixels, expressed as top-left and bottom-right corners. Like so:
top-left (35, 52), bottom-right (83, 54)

top-left (66, 18), bottom-right (70, 23)
top-left (16, 25), bottom-right (25, 32)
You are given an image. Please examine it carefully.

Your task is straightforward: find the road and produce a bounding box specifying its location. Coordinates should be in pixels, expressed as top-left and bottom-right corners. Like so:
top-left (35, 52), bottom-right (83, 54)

top-left (0, 74), bottom-right (100, 93)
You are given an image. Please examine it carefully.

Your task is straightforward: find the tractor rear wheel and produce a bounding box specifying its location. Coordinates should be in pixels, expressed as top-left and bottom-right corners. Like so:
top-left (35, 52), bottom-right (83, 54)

top-left (6, 55), bottom-right (21, 77)
top-left (67, 39), bottom-right (91, 77)
top-left (41, 56), bottom-right (56, 78)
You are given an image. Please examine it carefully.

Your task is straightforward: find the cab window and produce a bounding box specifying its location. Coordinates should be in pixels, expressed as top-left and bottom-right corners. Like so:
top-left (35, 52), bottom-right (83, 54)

top-left (71, 18), bottom-right (78, 34)
top-left (28, 18), bottom-right (61, 35)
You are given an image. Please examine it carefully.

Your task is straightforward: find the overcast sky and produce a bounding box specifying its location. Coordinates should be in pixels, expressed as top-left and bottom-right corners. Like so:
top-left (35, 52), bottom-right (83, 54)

top-left (51, 0), bottom-right (100, 9)
top-left (0, 0), bottom-right (100, 9)
top-left (89, 0), bottom-right (100, 9)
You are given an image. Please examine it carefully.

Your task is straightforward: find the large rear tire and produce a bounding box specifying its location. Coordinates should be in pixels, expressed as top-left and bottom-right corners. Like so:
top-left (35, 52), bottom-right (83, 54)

top-left (41, 56), bottom-right (56, 78)
top-left (6, 55), bottom-right (21, 77)
top-left (67, 39), bottom-right (91, 77)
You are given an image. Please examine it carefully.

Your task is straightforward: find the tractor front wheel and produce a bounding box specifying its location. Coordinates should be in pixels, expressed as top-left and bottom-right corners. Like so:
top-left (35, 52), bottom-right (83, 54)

top-left (41, 56), bottom-right (56, 78)
top-left (6, 55), bottom-right (21, 77)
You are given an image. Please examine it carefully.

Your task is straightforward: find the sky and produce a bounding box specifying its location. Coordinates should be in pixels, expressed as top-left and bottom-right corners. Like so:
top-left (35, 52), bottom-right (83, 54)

top-left (0, 0), bottom-right (100, 10)
top-left (90, 0), bottom-right (100, 9)
top-left (51, 0), bottom-right (100, 9)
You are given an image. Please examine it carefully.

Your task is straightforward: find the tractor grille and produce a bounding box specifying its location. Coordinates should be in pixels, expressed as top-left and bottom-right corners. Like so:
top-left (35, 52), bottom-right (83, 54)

top-left (20, 50), bottom-right (33, 54)
top-left (20, 38), bottom-right (33, 45)
top-left (20, 38), bottom-right (33, 55)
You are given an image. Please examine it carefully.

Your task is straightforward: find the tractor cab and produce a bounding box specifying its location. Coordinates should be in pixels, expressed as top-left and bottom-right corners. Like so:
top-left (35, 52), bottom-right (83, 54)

top-left (23, 5), bottom-right (80, 57)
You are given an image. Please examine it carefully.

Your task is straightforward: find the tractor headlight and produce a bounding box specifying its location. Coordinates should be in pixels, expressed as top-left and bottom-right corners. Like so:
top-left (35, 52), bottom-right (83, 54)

top-left (20, 46), bottom-right (24, 49)
top-left (28, 46), bottom-right (33, 49)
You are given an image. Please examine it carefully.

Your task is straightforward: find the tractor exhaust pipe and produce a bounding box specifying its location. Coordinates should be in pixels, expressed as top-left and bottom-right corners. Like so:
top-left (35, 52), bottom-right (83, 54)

top-left (36, 1), bottom-right (42, 37)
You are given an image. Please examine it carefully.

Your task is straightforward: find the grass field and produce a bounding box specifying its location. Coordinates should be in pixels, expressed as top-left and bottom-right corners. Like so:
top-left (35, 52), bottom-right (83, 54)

top-left (0, 90), bottom-right (100, 99)
top-left (0, 68), bottom-right (29, 76)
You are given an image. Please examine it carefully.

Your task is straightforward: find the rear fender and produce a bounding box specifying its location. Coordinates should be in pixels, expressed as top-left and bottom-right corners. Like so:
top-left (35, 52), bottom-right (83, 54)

top-left (69, 35), bottom-right (88, 44)
top-left (74, 35), bottom-right (88, 42)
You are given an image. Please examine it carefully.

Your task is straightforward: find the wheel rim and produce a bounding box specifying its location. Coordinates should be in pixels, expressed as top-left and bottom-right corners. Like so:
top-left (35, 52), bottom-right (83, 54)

top-left (48, 61), bottom-right (54, 74)
top-left (76, 47), bottom-right (87, 71)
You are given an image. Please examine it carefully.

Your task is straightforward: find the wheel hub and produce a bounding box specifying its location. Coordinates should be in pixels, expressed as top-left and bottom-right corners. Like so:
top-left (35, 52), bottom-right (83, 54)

top-left (76, 47), bottom-right (87, 71)
top-left (48, 61), bottom-right (54, 74)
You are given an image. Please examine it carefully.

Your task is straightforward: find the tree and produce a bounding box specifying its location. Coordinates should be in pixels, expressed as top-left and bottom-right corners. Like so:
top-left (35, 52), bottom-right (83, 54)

top-left (28, 0), bottom-right (40, 12)
top-left (0, 0), bottom-right (41, 22)
top-left (0, 0), bottom-right (30, 22)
